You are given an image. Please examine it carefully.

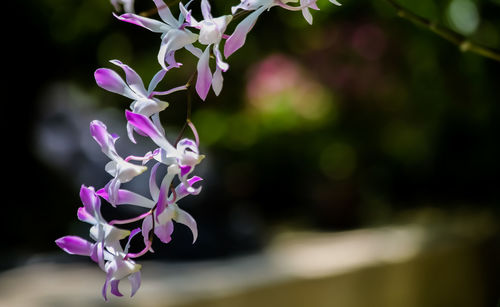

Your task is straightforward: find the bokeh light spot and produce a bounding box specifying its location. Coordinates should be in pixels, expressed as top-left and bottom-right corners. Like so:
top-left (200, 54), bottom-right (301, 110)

top-left (319, 142), bottom-right (357, 180)
top-left (447, 0), bottom-right (480, 35)
top-left (192, 109), bottom-right (228, 146)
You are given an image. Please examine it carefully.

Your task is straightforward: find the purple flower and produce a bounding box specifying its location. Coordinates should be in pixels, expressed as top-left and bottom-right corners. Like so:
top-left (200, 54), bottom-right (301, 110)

top-left (90, 120), bottom-right (147, 205)
top-left (56, 186), bottom-right (130, 266)
top-left (101, 233), bottom-right (142, 300)
top-left (55, 236), bottom-right (94, 257)
top-left (57, 234), bottom-right (142, 300)
top-left (114, 0), bottom-right (199, 70)
top-left (97, 162), bottom-right (201, 246)
top-left (125, 111), bottom-right (204, 184)
top-left (94, 60), bottom-right (186, 142)
top-left (56, 186), bottom-right (142, 300)
top-left (79, 185), bottom-right (130, 267)
top-left (180, 0), bottom-right (232, 100)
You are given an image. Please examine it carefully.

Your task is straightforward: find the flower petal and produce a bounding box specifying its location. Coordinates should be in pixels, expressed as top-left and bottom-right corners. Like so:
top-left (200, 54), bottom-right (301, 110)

top-left (125, 228), bottom-right (142, 254)
top-left (102, 268), bottom-right (114, 301)
top-left (179, 0), bottom-right (196, 26)
top-left (164, 50), bottom-right (182, 69)
top-left (157, 29), bottom-right (198, 70)
top-left (79, 185), bottom-right (101, 219)
top-left (153, 0), bottom-right (179, 26)
top-left (114, 12), bottom-right (171, 33)
top-left (201, 0), bottom-right (212, 20)
top-left (224, 6), bottom-right (267, 57)
top-left (90, 120), bottom-right (120, 160)
top-left (152, 113), bottom-right (166, 137)
top-left (213, 44), bottom-right (229, 72)
top-left (55, 236), bottom-right (93, 256)
top-left (174, 207), bottom-right (198, 243)
top-left (141, 215), bottom-right (154, 247)
top-left (302, 7), bottom-right (313, 25)
top-left (97, 187), bottom-right (156, 208)
top-left (212, 66), bottom-right (223, 96)
top-left (131, 98), bottom-right (168, 118)
top-left (110, 59), bottom-right (148, 97)
top-left (127, 122), bottom-right (138, 144)
top-left (156, 166), bottom-right (177, 215)
top-left (125, 111), bottom-right (176, 155)
top-left (91, 240), bottom-right (106, 270)
top-left (149, 162), bottom-right (161, 201)
top-left (110, 280), bottom-right (124, 297)
top-left (128, 271), bottom-right (142, 297)
top-left (154, 220), bottom-right (174, 243)
top-left (105, 177), bottom-right (121, 207)
top-left (114, 160), bottom-right (148, 183)
top-left (180, 165), bottom-right (192, 177)
top-left (105, 224), bottom-right (132, 244)
top-left (77, 206), bottom-right (97, 224)
top-left (125, 111), bottom-right (162, 140)
top-left (147, 69), bottom-right (167, 94)
top-left (94, 68), bottom-right (137, 99)
top-left (173, 176), bottom-right (203, 202)
top-left (195, 47), bottom-right (212, 101)
top-left (185, 44), bottom-right (203, 58)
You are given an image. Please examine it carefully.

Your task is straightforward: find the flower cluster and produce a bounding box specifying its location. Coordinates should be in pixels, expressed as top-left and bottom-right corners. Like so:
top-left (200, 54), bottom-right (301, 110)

top-left (56, 0), bottom-right (340, 300)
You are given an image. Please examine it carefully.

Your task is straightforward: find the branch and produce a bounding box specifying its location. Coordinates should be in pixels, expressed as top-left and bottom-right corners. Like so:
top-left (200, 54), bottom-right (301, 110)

top-left (383, 0), bottom-right (500, 62)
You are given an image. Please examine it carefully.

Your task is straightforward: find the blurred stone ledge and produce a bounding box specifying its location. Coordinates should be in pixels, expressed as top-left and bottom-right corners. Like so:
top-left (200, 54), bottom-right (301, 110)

top-left (0, 211), bottom-right (498, 307)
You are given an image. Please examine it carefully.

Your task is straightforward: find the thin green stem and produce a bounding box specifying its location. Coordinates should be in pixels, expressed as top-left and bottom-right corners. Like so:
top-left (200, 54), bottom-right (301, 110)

top-left (383, 0), bottom-right (500, 62)
top-left (175, 72), bottom-right (195, 146)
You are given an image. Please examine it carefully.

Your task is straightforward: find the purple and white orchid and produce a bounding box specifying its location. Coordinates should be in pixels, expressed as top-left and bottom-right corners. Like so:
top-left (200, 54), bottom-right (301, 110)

top-left (56, 186), bottom-right (142, 300)
top-left (180, 0), bottom-right (232, 100)
top-left (114, 0), bottom-right (200, 70)
top-left (90, 120), bottom-right (147, 206)
top-left (94, 60), bottom-right (187, 142)
top-left (125, 110), bottom-right (204, 185)
top-left (57, 0), bottom-right (341, 299)
top-left (96, 162), bottom-right (201, 248)
top-left (101, 229), bottom-right (143, 300)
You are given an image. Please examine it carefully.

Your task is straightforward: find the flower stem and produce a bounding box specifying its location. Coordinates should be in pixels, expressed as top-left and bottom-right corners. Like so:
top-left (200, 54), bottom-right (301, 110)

top-left (126, 239), bottom-right (153, 258)
top-left (109, 211), bottom-right (152, 226)
top-left (175, 75), bottom-right (194, 146)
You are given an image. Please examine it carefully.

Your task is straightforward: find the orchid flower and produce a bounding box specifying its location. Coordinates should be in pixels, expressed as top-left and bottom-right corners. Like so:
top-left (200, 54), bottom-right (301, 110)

top-left (77, 185), bottom-right (131, 269)
top-left (114, 0), bottom-right (200, 70)
top-left (101, 229), bottom-right (142, 300)
top-left (95, 60), bottom-right (187, 142)
top-left (180, 0), bottom-right (232, 100)
top-left (125, 111), bottom-right (204, 188)
top-left (56, 186), bottom-right (142, 300)
top-left (97, 162), bottom-right (201, 248)
top-left (57, 0), bottom-right (344, 300)
top-left (225, 0), bottom-right (341, 57)
top-left (110, 0), bottom-right (135, 13)
top-left (57, 234), bottom-right (142, 300)
top-left (90, 120), bottom-right (147, 206)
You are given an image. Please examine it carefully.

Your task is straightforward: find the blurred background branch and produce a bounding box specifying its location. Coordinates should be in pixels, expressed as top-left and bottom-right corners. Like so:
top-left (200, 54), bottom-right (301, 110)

top-left (383, 0), bottom-right (500, 62)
